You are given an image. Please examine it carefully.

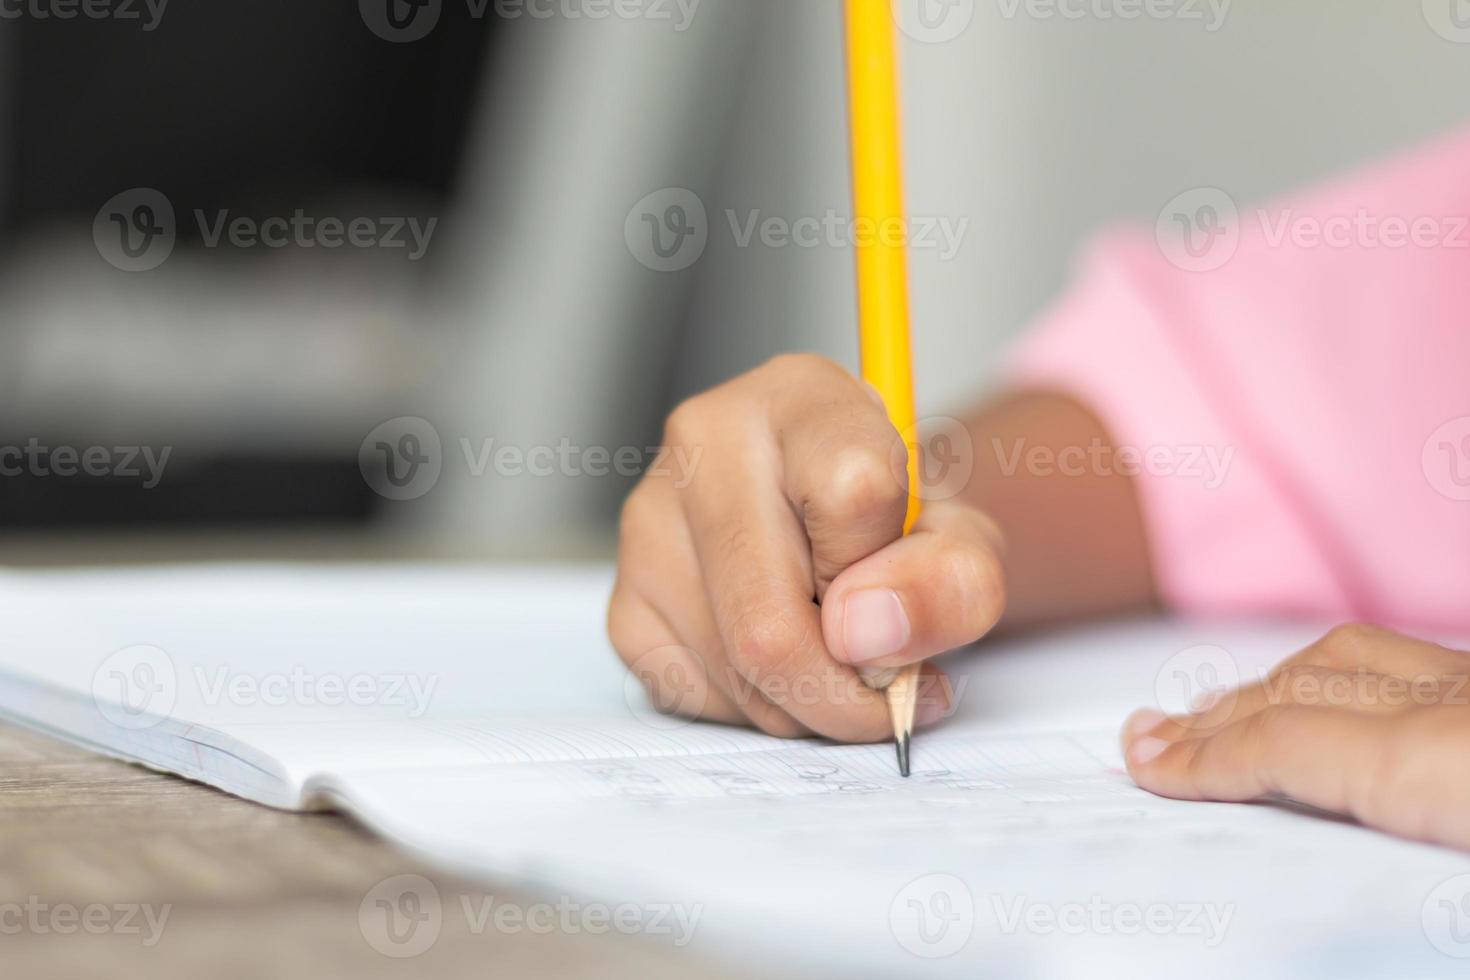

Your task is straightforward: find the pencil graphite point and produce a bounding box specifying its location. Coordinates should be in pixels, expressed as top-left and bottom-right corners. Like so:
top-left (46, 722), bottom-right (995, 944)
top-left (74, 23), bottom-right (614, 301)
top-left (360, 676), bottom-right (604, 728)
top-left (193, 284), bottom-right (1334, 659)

top-left (896, 732), bottom-right (911, 779)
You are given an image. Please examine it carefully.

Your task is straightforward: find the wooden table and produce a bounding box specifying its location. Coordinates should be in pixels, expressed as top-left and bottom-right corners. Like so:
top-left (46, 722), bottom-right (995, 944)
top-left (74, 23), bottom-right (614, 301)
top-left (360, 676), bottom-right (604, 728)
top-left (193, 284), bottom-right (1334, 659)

top-left (0, 722), bottom-right (747, 979)
top-left (0, 533), bottom-right (750, 979)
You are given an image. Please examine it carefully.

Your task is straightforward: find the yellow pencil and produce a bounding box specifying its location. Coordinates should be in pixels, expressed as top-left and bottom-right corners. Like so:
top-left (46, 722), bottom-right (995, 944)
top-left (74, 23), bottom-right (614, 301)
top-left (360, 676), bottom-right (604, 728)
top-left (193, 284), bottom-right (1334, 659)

top-left (844, 0), bottom-right (923, 777)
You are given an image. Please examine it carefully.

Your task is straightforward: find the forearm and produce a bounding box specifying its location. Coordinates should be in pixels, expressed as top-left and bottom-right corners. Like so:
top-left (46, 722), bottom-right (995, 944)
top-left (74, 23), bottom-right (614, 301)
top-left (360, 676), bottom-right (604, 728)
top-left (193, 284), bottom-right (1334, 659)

top-left (954, 390), bottom-right (1158, 630)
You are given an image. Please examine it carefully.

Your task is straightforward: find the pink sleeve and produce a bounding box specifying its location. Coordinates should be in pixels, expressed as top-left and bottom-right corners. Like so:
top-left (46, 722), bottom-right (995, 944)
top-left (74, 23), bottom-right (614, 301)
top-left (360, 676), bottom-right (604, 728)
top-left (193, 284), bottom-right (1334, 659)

top-left (1007, 129), bottom-right (1470, 633)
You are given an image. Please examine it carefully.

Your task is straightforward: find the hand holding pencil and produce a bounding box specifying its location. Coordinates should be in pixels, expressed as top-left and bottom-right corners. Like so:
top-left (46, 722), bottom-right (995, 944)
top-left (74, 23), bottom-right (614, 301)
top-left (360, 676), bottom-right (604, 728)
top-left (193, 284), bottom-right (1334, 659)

top-left (607, 1), bottom-right (1005, 751)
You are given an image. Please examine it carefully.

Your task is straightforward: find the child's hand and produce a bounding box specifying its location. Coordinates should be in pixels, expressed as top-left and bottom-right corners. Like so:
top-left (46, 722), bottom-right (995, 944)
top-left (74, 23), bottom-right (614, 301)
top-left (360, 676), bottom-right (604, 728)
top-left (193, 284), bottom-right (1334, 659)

top-left (1123, 625), bottom-right (1470, 851)
top-left (608, 354), bottom-right (1006, 741)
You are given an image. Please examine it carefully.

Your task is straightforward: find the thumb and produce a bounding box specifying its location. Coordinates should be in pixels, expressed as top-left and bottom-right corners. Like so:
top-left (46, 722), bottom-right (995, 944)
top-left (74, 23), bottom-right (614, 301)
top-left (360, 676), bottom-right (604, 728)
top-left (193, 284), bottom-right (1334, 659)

top-left (820, 499), bottom-right (1006, 670)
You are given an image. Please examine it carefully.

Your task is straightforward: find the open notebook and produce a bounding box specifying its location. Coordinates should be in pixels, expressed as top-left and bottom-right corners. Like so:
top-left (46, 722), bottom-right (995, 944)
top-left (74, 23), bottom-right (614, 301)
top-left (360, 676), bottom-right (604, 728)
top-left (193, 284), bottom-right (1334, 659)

top-left (0, 564), bottom-right (1467, 979)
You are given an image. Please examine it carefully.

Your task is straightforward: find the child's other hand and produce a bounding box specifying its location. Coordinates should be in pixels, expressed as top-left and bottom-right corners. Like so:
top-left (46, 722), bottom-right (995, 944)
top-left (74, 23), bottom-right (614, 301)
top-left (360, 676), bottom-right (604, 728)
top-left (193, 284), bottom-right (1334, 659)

top-left (1123, 625), bottom-right (1470, 851)
top-left (607, 354), bottom-right (1006, 741)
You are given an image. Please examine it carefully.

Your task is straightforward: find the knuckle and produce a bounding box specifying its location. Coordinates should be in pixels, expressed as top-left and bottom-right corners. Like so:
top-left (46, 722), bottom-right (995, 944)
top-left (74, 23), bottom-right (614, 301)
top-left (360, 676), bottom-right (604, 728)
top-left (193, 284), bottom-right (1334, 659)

top-left (664, 394), bottom-right (713, 448)
top-left (762, 352), bottom-right (844, 381)
top-left (1315, 623), bottom-right (1387, 667)
top-left (726, 603), bottom-right (809, 677)
top-left (812, 444), bottom-right (907, 527)
top-left (617, 484), bottom-right (661, 542)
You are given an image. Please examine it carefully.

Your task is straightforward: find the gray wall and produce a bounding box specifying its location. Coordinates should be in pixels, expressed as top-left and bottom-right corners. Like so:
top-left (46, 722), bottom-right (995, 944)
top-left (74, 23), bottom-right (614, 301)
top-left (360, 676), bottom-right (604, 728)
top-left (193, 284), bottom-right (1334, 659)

top-left (433, 0), bottom-right (1470, 551)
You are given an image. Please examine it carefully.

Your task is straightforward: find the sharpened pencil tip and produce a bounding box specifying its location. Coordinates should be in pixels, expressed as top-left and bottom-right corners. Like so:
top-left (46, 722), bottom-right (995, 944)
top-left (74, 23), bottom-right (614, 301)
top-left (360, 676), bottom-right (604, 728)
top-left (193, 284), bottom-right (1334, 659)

top-left (896, 733), bottom-right (911, 778)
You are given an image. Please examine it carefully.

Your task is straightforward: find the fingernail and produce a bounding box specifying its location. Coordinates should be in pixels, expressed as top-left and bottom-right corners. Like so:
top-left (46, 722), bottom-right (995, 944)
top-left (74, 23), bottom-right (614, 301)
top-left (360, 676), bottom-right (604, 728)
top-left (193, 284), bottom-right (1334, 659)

top-left (1123, 708), bottom-right (1166, 740)
top-left (840, 589), bottom-right (911, 665)
top-left (1127, 736), bottom-right (1170, 767)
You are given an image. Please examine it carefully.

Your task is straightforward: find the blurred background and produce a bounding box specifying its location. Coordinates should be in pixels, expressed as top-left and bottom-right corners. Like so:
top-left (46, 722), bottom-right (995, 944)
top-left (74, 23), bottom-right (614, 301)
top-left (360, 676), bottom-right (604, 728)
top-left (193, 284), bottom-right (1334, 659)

top-left (2, 0), bottom-right (1468, 562)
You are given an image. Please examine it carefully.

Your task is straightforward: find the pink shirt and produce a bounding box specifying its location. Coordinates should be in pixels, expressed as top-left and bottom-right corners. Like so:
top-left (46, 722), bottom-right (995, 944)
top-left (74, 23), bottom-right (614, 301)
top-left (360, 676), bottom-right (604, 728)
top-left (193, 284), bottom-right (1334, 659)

top-left (1011, 127), bottom-right (1470, 633)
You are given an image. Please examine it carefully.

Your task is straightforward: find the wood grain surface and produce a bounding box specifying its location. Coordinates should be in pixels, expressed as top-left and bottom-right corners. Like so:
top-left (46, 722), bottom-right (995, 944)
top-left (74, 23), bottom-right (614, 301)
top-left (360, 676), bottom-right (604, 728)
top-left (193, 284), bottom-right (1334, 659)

top-left (0, 722), bottom-right (755, 978)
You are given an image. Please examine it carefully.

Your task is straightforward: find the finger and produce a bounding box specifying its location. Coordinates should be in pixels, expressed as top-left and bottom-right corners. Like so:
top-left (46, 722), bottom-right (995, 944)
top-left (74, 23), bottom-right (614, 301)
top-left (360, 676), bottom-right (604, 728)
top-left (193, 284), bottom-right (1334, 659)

top-left (1293, 624), bottom-right (1470, 679)
top-left (1134, 665), bottom-right (1410, 743)
top-left (764, 359), bottom-right (909, 599)
top-left (914, 664), bottom-right (957, 729)
top-left (607, 586), bottom-right (747, 726)
top-left (617, 482), bottom-right (811, 738)
top-left (676, 432), bottom-right (892, 743)
top-left (819, 499), bottom-right (1006, 670)
top-left (1125, 704), bottom-right (1393, 817)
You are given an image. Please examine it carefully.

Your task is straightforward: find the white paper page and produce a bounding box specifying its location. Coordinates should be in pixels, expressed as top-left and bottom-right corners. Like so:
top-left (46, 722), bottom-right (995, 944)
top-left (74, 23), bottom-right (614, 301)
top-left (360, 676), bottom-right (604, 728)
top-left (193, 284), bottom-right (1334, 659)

top-left (327, 720), bottom-right (1468, 980)
top-left (1, 564), bottom-right (1467, 979)
top-left (0, 563), bottom-right (631, 792)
